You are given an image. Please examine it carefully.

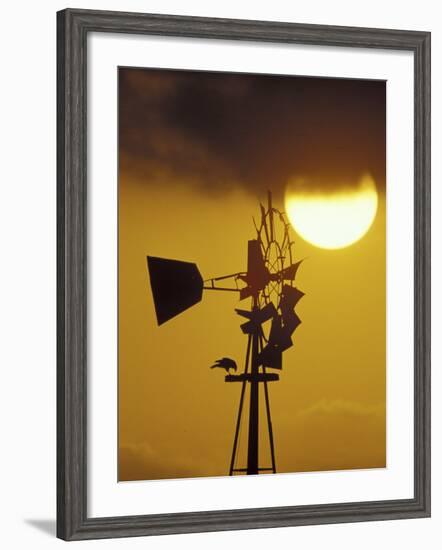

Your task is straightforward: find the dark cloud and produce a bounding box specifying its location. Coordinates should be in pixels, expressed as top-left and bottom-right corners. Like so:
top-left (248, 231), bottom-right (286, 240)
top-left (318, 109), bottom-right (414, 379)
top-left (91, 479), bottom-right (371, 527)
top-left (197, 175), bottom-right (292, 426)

top-left (119, 68), bottom-right (386, 202)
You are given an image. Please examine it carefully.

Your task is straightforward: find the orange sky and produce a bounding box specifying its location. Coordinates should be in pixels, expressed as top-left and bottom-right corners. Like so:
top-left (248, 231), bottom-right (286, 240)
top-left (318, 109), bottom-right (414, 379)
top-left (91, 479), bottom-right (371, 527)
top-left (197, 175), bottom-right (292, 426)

top-left (118, 68), bottom-right (386, 481)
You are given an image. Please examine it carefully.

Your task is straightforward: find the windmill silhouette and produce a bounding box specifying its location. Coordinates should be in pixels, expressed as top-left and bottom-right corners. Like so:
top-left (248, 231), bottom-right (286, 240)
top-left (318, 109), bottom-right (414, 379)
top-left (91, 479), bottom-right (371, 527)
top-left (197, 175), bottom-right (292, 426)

top-left (147, 192), bottom-right (304, 476)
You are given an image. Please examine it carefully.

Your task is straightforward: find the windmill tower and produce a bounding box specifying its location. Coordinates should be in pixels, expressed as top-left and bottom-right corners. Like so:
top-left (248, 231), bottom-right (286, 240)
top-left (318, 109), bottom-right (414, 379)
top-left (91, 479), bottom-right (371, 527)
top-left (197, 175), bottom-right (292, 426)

top-left (147, 192), bottom-right (304, 475)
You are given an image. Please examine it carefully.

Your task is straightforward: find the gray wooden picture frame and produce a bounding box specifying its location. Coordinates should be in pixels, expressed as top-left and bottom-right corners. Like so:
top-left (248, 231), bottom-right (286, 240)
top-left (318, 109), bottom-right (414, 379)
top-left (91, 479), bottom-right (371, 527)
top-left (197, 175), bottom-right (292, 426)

top-left (57, 8), bottom-right (431, 541)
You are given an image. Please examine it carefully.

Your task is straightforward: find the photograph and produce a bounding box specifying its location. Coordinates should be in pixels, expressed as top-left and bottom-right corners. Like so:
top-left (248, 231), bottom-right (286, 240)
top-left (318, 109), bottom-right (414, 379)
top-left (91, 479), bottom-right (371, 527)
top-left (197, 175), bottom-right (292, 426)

top-left (118, 67), bottom-right (386, 482)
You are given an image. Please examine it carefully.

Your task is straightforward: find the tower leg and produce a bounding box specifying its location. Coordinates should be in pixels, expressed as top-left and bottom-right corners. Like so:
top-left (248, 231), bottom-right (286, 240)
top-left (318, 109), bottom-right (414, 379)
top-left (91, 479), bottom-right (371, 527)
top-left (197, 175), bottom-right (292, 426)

top-left (259, 334), bottom-right (276, 473)
top-left (229, 334), bottom-right (252, 475)
top-left (263, 374), bottom-right (277, 473)
top-left (247, 329), bottom-right (260, 475)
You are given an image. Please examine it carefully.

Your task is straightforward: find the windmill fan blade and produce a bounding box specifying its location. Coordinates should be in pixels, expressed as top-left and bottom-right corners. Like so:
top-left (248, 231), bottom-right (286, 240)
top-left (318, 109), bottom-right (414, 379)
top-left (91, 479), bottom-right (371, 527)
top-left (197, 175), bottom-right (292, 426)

top-left (256, 302), bottom-right (277, 323)
top-left (147, 256), bottom-right (203, 325)
top-left (282, 311), bottom-right (302, 334)
top-left (280, 284), bottom-right (305, 309)
top-left (239, 286), bottom-right (253, 301)
top-left (235, 309), bottom-right (254, 320)
top-left (268, 316), bottom-right (293, 351)
top-left (278, 285), bottom-right (303, 336)
top-left (281, 260), bottom-right (304, 281)
top-left (269, 260), bottom-right (303, 282)
top-left (239, 303), bottom-right (276, 334)
top-left (248, 239), bottom-right (265, 275)
top-left (246, 239), bottom-right (270, 291)
top-left (258, 344), bottom-right (282, 370)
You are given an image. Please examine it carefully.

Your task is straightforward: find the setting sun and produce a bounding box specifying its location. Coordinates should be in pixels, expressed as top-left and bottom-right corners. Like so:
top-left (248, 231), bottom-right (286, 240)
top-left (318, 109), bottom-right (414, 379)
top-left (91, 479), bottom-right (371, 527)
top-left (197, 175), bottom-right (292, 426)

top-left (285, 174), bottom-right (378, 249)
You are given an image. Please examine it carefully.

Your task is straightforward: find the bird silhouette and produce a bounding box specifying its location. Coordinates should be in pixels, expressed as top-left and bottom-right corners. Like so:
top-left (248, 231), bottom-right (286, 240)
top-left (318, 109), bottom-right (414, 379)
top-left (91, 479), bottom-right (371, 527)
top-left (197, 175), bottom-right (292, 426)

top-left (210, 357), bottom-right (237, 373)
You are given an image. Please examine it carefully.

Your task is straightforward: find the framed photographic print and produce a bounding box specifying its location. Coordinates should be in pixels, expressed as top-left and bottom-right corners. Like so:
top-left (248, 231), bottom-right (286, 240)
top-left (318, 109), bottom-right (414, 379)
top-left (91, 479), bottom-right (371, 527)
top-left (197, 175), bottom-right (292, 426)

top-left (57, 8), bottom-right (431, 541)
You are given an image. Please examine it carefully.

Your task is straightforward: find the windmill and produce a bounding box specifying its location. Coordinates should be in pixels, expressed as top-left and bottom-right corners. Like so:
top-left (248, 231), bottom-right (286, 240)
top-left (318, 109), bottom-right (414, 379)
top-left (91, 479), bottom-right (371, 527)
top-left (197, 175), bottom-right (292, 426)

top-left (147, 192), bottom-right (304, 476)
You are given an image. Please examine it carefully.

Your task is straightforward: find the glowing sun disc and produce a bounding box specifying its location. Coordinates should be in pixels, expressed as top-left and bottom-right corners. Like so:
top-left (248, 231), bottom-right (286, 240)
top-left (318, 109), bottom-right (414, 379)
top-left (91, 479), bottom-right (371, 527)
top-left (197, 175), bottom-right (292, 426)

top-left (285, 174), bottom-right (378, 250)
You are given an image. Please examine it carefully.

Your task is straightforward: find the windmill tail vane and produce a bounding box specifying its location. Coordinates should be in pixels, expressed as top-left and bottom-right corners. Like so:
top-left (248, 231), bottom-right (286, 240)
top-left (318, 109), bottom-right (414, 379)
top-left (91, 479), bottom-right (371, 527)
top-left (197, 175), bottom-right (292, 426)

top-left (147, 191), bottom-right (304, 476)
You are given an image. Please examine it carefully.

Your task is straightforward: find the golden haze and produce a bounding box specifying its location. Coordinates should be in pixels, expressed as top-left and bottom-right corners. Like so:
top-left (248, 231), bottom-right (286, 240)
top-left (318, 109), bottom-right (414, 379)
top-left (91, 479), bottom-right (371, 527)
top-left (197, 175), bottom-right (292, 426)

top-left (118, 180), bottom-right (386, 481)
